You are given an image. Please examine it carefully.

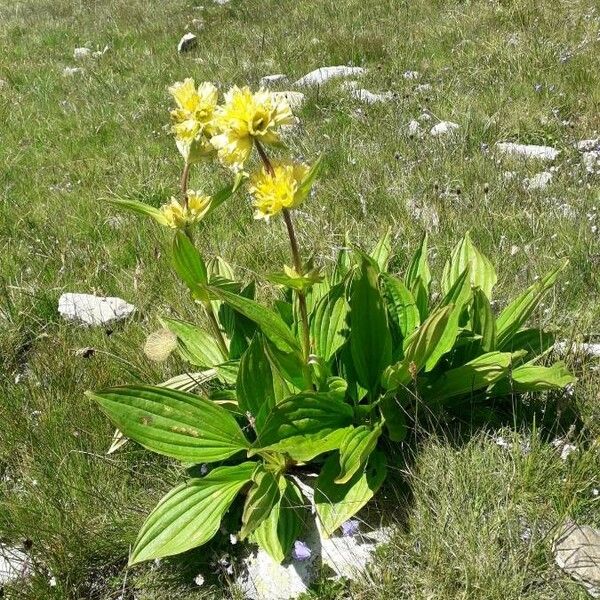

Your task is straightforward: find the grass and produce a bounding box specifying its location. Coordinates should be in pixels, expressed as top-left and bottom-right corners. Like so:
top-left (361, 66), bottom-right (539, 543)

top-left (0, 0), bottom-right (599, 597)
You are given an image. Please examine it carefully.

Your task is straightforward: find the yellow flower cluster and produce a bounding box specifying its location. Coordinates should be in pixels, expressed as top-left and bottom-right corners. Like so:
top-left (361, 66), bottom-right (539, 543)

top-left (169, 80), bottom-right (293, 171)
top-left (160, 191), bottom-right (212, 229)
top-left (166, 79), bottom-right (316, 224)
top-left (169, 79), bottom-right (218, 163)
top-left (249, 162), bottom-right (309, 220)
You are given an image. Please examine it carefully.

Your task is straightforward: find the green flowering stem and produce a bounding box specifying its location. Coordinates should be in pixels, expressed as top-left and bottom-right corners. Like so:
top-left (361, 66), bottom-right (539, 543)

top-left (180, 161), bottom-right (191, 210)
top-left (179, 160), bottom-right (229, 358)
top-left (282, 208), bottom-right (311, 360)
top-left (255, 141), bottom-right (311, 366)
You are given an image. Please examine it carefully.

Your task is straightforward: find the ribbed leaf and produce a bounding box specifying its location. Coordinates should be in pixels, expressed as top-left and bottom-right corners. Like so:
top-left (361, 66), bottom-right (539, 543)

top-left (253, 478), bottom-right (304, 563)
top-left (161, 317), bottom-right (226, 367)
top-left (425, 267), bottom-right (472, 371)
top-left (240, 468), bottom-right (282, 539)
top-left (496, 260), bottom-right (568, 347)
top-left (336, 425), bottom-right (382, 484)
top-left (423, 351), bottom-right (513, 403)
top-left (490, 361), bottom-right (575, 395)
top-left (471, 287), bottom-right (496, 352)
top-left (405, 233), bottom-right (431, 320)
top-left (381, 273), bottom-right (420, 340)
top-left (87, 385), bottom-right (249, 462)
top-left (315, 451), bottom-right (386, 537)
top-left (369, 229), bottom-right (392, 271)
top-left (129, 462), bottom-right (256, 564)
top-left (310, 283), bottom-right (349, 363)
top-left (350, 254), bottom-right (392, 395)
top-left (206, 286), bottom-right (300, 354)
top-left (253, 392), bottom-right (354, 461)
top-left (106, 196), bottom-right (168, 225)
top-left (236, 335), bottom-right (275, 428)
top-left (498, 327), bottom-right (555, 357)
top-left (441, 232), bottom-right (497, 299)
top-left (172, 231), bottom-right (208, 298)
top-left (382, 305), bottom-right (453, 390)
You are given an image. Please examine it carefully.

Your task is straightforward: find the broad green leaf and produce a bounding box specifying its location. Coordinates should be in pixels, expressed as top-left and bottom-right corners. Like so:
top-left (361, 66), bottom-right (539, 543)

top-left (310, 283), bottom-right (349, 363)
top-left (240, 468), bottom-right (282, 539)
top-left (380, 396), bottom-right (408, 441)
top-left (350, 254), bottom-right (392, 395)
top-left (405, 233), bottom-right (431, 320)
top-left (129, 462), bottom-right (255, 564)
top-left (172, 231), bottom-right (208, 298)
top-left (87, 385), bottom-right (249, 463)
top-left (498, 327), bottom-right (555, 357)
top-left (237, 335), bottom-right (276, 429)
top-left (425, 267), bottom-right (473, 371)
top-left (315, 451), bottom-right (387, 537)
top-left (202, 178), bottom-right (242, 221)
top-left (206, 286), bottom-right (300, 355)
top-left (496, 260), bottom-right (568, 347)
top-left (159, 370), bottom-right (217, 392)
top-left (490, 361), bottom-right (575, 395)
top-left (381, 273), bottom-right (420, 340)
top-left (422, 351), bottom-right (514, 402)
top-left (215, 359), bottom-right (239, 384)
top-left (336, 425), bottom-right (382, 484)
top-left (253, 392), bottom-right (354, 460)
top-left (369, 229), bottom-right (392, 271)
top-left (471, 287), bottom-right (496, 352)
top-left (294, 155), bottom-right (323, 206)
top-left (441, 232), bottom-right (497, 299)
top-left (511, 362), bottom-right (575, 390)
top-left (265, 341), bottom-right (309, 390)
top-left (106, 196), bottom-right (168, 226)
top-left (382, 305), bottom-right (453, 390)
top-left (160, 317), bottom-right (226, 367)
top-left (253, 478), bottom-right (304, 563)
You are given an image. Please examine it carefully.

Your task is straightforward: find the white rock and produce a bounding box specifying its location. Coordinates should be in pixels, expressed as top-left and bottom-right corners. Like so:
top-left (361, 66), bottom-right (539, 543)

top-left (582, 150), bottom-right (600, 173)
top-left (0, 545), bottom-right (30, 585)
top-left (496, 142), bottom-right (560, 161)
top-left (62, 66), bottom-right (84, 77)
top-left (418, 112), bottom-right (432, 121)
top-left (272, 91), bottom-right (305, 110)
top-left (191, 18), bottom-right (205, 30)
top-left (430, 121), bottom-right (460, 136)
top-left (73, 47), bottom-right (91, 60)
top-left (403, 70), bottom-right (420, 79)
top-left (237, 548), bottom-right (317, 600)
top-left (213, 0), bottom-right (230, 4)
top-left (58, 293), bottom-right (135, 326)
top-left (554, 523), bottom-right (600, 597)
top-left (577, 139), bottom-right (599, 152)
top-left (236, 523), bottom-right (392, 599)
top-left (177, 32), bottom-right (197, 53)
top-left (524, 171), bottom-right (553, 190)
top-left (351, 88), bottom-right (394, 104)
top-left (320, 526), bottom-right (393, 579)
top-left (407, 120), bottom-right (422, 135)
top-left (294, 65), bottom-right (365, 87)
top-left (340, 80), bottom-right (359, 91)
top-left (554, 341), bottom-right (600, 357)
top-left (414, 83), bottom-right (432, 93)
top-left (260, 74), bottom-right (288, 87)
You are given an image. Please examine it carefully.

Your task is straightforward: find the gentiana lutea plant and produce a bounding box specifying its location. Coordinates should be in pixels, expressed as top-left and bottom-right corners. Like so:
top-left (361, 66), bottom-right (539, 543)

top-left (88, 78), bottom-right (575, 566)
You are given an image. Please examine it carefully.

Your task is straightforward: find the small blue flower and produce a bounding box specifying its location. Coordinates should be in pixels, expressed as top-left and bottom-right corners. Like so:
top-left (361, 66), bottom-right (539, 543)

top-left (341, 519), bottom-right (360, 537)
top-left (292, 540), bottom-right (311, 561)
